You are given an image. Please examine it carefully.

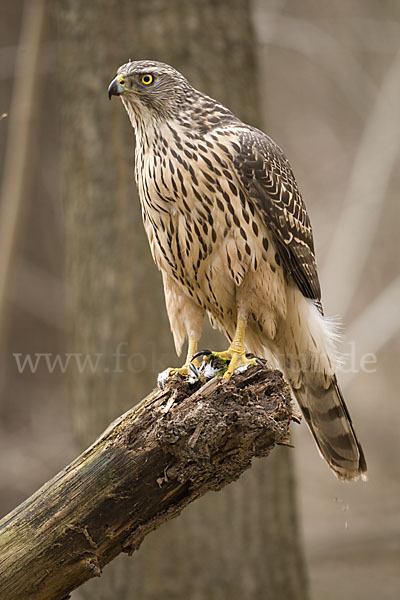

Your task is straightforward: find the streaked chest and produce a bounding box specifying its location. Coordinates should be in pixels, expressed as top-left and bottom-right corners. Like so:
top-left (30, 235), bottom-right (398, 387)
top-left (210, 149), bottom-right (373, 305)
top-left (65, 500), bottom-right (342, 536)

top-left (135, 124), bottom-right (237, 272)
top-left (134, 122), bottom-right (285, 322)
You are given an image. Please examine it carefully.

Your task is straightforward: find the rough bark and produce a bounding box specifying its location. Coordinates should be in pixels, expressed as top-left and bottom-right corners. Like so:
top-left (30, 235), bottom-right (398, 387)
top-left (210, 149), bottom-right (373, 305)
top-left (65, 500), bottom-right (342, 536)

top-left (56, 1), bottom-right (309, 599)
top-left (0, 366), bottom-right (295, 600)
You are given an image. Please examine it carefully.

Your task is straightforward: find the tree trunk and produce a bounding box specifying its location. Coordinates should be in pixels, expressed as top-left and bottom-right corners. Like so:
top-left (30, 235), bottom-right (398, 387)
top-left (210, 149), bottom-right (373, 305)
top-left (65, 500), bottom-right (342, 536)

top-left (0, 366), bottom-right (294, 600)
top-left (56, 1), bottom-right (309, 599)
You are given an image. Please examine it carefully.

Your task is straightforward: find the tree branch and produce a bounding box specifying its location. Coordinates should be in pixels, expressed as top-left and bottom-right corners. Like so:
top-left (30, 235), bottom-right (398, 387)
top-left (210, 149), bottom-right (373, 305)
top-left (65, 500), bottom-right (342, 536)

top-left (0, 365), bottom-right (296, 600)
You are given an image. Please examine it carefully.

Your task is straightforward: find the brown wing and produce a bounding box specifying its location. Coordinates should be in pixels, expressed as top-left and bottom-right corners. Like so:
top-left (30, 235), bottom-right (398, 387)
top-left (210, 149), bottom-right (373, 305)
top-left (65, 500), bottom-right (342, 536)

top-left (233, 127), bottom-right (321, 301)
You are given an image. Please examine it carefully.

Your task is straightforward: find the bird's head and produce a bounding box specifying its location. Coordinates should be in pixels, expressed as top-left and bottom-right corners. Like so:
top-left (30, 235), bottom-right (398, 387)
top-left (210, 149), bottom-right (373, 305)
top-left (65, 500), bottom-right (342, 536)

top-left (108, 60), bottom-right (191, 120)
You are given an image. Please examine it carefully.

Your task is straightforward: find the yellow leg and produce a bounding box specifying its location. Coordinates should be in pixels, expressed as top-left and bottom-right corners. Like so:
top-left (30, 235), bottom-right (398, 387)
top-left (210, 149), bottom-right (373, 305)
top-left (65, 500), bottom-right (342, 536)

top-left (168, 338), bottom-right (198, 376)
top-left (185, 338), bottom-right (198, 365)
top-left (229, 317), bottom-right (247, 354)
top-left (209, 318), bottom-right (258, 379)
top-left (158, 321), bottom-right (259, 388)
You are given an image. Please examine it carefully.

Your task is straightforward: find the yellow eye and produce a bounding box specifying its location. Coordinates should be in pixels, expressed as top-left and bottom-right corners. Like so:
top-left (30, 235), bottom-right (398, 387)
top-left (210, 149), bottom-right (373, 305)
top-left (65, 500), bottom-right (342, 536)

top-left (141, 74), bottom-right (153, 85)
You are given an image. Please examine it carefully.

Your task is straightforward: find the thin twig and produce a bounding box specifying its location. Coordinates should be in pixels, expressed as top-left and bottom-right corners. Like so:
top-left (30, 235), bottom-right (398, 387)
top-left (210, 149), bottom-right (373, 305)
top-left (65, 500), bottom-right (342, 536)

top-left (0, 0), bottom-right (47, 357)
top-left (322, 49), bottom-right (400, 317)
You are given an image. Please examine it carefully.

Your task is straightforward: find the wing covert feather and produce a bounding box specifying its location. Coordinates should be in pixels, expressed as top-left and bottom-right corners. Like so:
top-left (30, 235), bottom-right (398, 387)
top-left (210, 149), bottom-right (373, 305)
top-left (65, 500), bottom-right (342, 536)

top-left (233, 128), bottom-right (321, 301)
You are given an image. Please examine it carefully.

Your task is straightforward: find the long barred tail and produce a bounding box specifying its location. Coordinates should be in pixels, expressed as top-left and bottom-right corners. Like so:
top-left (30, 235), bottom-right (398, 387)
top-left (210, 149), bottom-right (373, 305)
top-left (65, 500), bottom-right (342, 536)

top-left (294, 375), bottom-right (367, 481)
top-left (273, 287), bottom-right (367, 481)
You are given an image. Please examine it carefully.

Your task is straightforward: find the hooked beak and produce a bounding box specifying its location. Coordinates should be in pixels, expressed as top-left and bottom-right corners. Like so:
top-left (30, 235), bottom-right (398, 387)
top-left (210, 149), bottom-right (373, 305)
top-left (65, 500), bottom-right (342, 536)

top-left (108, 77), bottom-right (125, 100)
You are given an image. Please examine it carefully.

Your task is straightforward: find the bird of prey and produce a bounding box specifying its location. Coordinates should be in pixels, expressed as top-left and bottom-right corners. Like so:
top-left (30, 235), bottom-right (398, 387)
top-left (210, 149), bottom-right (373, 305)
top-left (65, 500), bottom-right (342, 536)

top-left (108, 60), bottom-right (367, 481)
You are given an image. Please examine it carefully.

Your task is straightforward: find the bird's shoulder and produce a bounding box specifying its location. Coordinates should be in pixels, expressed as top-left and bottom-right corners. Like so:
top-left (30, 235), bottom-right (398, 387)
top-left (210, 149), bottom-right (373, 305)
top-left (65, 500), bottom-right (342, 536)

top-left (211, 123), bottom-right (321, 301)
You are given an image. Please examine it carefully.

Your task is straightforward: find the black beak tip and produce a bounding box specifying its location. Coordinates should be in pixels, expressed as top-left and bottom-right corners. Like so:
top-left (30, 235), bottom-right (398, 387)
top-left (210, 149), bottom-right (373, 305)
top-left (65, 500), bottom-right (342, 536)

top-left (108, 79), bottom-right (120, 100)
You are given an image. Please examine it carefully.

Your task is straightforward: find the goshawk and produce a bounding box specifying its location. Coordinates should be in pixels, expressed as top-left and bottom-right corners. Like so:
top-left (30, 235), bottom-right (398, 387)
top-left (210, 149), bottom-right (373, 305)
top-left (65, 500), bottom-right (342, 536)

top-left (108, 60), bottom-right (366, 481)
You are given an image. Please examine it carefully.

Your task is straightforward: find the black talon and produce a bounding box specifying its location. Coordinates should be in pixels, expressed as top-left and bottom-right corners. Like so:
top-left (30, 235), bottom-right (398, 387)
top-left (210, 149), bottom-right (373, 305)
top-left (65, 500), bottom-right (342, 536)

top-left (191, 350), bottom-right (212, 361)
top-left (255, 357), bottom-right (265, 367)
top-left (189, 362), bottom-right (199, 377)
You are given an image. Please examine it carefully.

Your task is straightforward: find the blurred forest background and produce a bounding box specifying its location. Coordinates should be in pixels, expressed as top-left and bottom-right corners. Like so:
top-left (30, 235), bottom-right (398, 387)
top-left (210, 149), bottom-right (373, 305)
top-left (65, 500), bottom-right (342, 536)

top-left (1, 1), bottom-right (399, 599)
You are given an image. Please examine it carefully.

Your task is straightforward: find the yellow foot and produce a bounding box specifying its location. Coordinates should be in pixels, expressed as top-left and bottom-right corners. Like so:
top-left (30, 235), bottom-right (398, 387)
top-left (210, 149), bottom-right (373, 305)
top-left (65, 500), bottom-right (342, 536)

top-left (167, 349), bottom-right (203, 376)
top-left (157, 338), bottom-right (202, 388)
top-left (205, 349), bottom-right (259, 379)
top-left (157, 361), bottom-right (199, 388)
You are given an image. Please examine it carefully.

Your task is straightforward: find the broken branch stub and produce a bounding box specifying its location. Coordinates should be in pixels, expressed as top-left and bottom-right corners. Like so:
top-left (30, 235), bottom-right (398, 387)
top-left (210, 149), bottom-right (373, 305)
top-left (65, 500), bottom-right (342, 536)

top-left (0, 364), bottom-right (295, 600)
